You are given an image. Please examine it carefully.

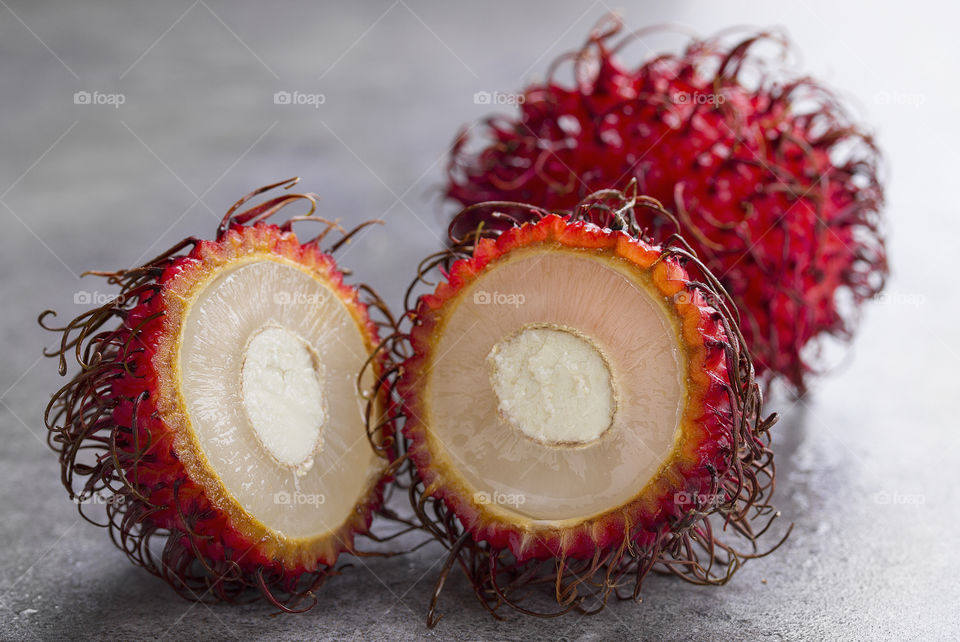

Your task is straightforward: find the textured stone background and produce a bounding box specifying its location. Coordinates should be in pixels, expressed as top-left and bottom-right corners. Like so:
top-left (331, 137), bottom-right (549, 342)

top-left (1, 1), bottom-right (957, 640)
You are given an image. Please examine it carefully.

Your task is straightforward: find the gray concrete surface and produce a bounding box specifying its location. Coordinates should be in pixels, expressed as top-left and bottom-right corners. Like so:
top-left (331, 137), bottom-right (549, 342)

top-left (1, 1), bottom-right (957, 640)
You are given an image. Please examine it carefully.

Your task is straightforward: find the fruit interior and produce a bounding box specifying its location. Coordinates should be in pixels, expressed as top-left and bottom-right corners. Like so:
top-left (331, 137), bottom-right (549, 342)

top-left (241, 324), bottom-right (327, 473)
top-left (426, 247), bottom-right (685, 522)
top-left (488, 324), bottom-right (615, 446)
top-left (178, 258), bottom-right (380, 540)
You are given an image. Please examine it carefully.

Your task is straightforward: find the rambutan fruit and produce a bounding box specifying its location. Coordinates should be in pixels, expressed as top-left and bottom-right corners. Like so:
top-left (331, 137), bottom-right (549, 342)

top-left (445, 16), bottom-right (887, 393)
top-left (376, 185), bottom-right (787, 624)
top-left (41, 179), bottom-right (397, 610)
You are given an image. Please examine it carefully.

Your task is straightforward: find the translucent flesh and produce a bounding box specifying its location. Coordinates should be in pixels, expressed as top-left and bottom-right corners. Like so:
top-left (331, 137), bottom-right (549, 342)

top-left (179, 259), bottom-right (380, 539)
top-left (426, 249), bottom-right (685, 522)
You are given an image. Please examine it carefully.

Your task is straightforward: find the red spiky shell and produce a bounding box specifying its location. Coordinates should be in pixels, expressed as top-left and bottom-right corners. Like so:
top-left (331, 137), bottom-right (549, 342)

top-left (445, 18), bottom-right (887, 393)
top-left (385, 188), bottom-right (783, 623)
top-left (43, 182), bottom-right (392, 609)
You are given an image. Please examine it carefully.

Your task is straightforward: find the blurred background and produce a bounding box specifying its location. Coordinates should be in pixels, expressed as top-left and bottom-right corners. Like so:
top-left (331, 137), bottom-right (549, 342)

top-left (1, 1), bottom-right (957, 639)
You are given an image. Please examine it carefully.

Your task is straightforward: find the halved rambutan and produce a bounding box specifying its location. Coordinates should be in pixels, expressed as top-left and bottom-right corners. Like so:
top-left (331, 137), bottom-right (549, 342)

top-left (41, 179), bottom-right (395, 609)
top-left (445, 16), bottom-right (887, 393)
top-left (380, 186), bottom-right (786, 623)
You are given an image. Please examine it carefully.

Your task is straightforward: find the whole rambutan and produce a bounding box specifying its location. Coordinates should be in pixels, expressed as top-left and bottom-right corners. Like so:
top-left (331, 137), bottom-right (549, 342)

top-left (445, 16), bottom-right (887, 393)
top-left (41, 179), bottom-right (397, 610)
top-left (374, 185), bottom-right (787, 624)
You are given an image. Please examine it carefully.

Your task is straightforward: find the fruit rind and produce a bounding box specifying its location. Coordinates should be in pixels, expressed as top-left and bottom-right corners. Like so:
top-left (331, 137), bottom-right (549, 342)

top-left (379, 186), bottom-right (784, 623)
top-left (149, 224), bottom-right (386, 571)
top-left (42, 181), bottom-right (394, 608)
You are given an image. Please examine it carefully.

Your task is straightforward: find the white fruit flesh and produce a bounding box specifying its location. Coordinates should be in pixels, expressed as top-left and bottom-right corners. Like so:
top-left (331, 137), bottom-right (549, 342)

top-left (178, 259), bottom-right (380, 539)
top-left (487, 325), bottom-right (615, 445)
top-left (241, 325), bottom-right (327, 475)
top-left (426, 249), bottom-right (685, 522)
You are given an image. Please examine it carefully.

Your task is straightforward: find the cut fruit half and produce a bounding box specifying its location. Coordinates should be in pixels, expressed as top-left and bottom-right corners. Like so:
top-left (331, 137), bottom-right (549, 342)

top-left (42, 179), bottom-right (394, 609)
top-left (385, 186), bottom-right (786, 623)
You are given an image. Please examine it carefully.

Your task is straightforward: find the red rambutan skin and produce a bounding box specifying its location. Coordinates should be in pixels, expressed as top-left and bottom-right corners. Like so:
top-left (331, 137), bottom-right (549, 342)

top-left (43, 191), bottom-right (394, 609)
top-left (113, 224), bottom-right (386, 576)
top-left (399, 214), bottom-right (751, 562)
top-left (446, 21), bottom-right (887, 393)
